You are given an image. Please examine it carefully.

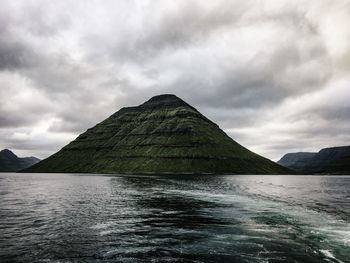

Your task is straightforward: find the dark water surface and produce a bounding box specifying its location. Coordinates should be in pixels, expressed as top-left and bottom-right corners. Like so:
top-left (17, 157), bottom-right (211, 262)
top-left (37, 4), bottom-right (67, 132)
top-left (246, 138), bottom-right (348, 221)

top-left (0, 174), bottom-right (349, 263)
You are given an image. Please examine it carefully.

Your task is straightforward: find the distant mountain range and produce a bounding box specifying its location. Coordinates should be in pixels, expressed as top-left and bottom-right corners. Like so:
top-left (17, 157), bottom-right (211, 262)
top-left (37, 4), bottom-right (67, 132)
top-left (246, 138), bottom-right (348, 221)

top-left (278, 146), bottom-right (350, 174)
top-left (23, 94), bottom-right (290, 175)
top-left (0, 149), bottom-right (40, 172)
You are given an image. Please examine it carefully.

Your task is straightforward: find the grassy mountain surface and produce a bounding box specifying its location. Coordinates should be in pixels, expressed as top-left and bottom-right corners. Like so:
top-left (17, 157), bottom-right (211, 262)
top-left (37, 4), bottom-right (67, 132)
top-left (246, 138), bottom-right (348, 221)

top-left (24, 94), bottom-right (290, 174)
top-left (0, 149), bottom-right (40, 172)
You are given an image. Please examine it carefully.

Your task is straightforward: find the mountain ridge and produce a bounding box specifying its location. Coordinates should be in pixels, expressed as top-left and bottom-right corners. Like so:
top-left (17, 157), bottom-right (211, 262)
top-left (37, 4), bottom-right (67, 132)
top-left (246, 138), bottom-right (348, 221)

top-left (0, 149), bottom-right (40, 172)
top-left (277, 145), bottom-right (350, 174)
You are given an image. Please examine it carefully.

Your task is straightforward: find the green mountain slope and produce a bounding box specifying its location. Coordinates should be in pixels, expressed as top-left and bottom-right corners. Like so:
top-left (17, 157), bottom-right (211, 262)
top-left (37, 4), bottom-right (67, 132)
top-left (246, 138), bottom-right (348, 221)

top-left (0, 149), bottom-right (40, 172)
top-left (24, 94), bottom-right (290, 174)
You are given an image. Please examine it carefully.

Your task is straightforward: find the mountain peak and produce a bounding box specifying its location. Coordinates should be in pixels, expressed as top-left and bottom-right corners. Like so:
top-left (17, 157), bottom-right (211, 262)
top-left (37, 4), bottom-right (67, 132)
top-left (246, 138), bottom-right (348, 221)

top-left (148, 94), bottom-right (182, 102)
top-left (0, 149), bottom-right (17, 158)
top-left (1, 148), bottom-right (13, 153)
top-left (142, 94), bottom-right (188, 108)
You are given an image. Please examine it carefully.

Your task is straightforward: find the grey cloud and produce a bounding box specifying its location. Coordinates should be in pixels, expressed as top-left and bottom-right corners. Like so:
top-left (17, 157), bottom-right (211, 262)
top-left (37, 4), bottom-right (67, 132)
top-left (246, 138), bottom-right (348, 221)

top-left (302, 106), bottom-right (350, 123)
top-left (0, 129), bottom-right (71, 159)
top-left (5, 136), bottom-right (61, 152)
top-left (0, 1), bottom-right (69, 71)
top-left (0, 0), bottom-right (348, 160)
top-left (138, 1), bottom-right (249, 50)
top-left (129, 6), bottom-right (332, 112)
top-left (0, 115), bottom-right (32, 128)
top-left (320, 106), bottom-right (350, 121)
top-left (84, 0), bottom-right (252, 64)
top-left (157, 40), bottom-right (330, 111)
top-left (0, 31), bottom-right (39, 70)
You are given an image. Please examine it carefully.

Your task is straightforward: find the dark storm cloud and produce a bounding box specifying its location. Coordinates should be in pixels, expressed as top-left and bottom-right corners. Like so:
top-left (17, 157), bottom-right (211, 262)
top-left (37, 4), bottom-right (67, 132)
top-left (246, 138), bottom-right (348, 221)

top-left (0, 38), bottom-right (34, 70)
top-left (0, 0), bottom-right (349, 160)
top-left (0, 115), bottom-right (30, 128)
top-left (321, 106), bottom-right (350, 121)
top-left (0, 1), bottom-right (71, 71)
top-left (0, 23), bottom-right (41, 71)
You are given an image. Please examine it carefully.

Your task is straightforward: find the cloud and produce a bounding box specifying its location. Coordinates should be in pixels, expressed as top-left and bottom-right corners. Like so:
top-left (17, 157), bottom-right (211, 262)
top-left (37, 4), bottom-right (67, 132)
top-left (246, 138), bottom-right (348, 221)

top-left (0, 0), bottom-right (349, 161)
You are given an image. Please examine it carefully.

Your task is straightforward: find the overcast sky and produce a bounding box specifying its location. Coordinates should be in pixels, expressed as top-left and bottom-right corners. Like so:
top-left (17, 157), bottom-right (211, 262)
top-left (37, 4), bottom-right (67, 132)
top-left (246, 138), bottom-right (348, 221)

top-left (0, 0), bottom-right (349, 161)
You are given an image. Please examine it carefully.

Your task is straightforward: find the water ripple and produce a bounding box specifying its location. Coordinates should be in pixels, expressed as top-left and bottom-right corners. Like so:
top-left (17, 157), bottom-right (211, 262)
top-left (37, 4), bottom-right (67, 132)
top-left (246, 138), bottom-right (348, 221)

top-left (0, 173), bottom-right (349, 262)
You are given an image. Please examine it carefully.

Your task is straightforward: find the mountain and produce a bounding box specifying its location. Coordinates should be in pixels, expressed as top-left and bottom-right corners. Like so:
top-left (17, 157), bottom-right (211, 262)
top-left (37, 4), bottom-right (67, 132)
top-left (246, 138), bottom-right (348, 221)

top-left (24, 94), bottom-right (290, 174)
top-left (0, 149), bottom-right (40, 172)
top-left (277, 152), bottom-right (316, 172)
top-left (278, 146), bottom-right (350, 174)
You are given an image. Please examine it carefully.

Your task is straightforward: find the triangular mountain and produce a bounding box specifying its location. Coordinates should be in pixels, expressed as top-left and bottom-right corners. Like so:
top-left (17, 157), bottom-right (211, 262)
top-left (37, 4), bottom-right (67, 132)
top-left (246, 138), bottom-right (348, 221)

top-left (24, 94), bottom-right (290, 174)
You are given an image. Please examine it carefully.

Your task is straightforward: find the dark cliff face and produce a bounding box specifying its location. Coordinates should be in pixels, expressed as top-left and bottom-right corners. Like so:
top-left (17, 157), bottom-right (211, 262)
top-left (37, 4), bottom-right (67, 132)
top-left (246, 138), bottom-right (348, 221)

top-left (305, 146), bottom-right (350, 174)
top-left (278, 146), bottom-right (350, 174)
top-left (24, 94), bottom-right (290, 174)
top-left (0, 149), bottom-right (40, 172)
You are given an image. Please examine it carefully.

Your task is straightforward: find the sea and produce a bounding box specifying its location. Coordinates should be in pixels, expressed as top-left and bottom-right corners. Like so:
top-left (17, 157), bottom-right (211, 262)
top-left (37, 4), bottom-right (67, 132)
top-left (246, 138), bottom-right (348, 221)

top-left (0, 173), bottom-right (349, 263)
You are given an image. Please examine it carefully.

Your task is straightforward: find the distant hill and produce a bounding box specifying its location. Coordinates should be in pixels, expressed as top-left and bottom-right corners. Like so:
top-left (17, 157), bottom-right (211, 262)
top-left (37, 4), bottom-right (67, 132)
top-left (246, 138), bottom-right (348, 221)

top-left (0, 149), bottom-right (40, 172)
top-left (278, 146), bottom-right (350, 174)
top-left (23, 94), bottom-right (290, 175)
top-left (277, 152), bottom-right (316, 172)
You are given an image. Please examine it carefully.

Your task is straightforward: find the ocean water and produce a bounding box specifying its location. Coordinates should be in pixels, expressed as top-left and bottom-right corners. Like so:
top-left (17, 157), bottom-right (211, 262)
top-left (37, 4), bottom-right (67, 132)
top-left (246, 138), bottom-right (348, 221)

top-left (0, 174), bottom-right (349, 263)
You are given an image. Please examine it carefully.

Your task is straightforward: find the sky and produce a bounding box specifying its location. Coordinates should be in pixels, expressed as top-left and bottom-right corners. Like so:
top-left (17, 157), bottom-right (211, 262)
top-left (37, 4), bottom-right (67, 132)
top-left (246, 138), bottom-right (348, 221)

top-left (0, 0), bottom-right (349, 161)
